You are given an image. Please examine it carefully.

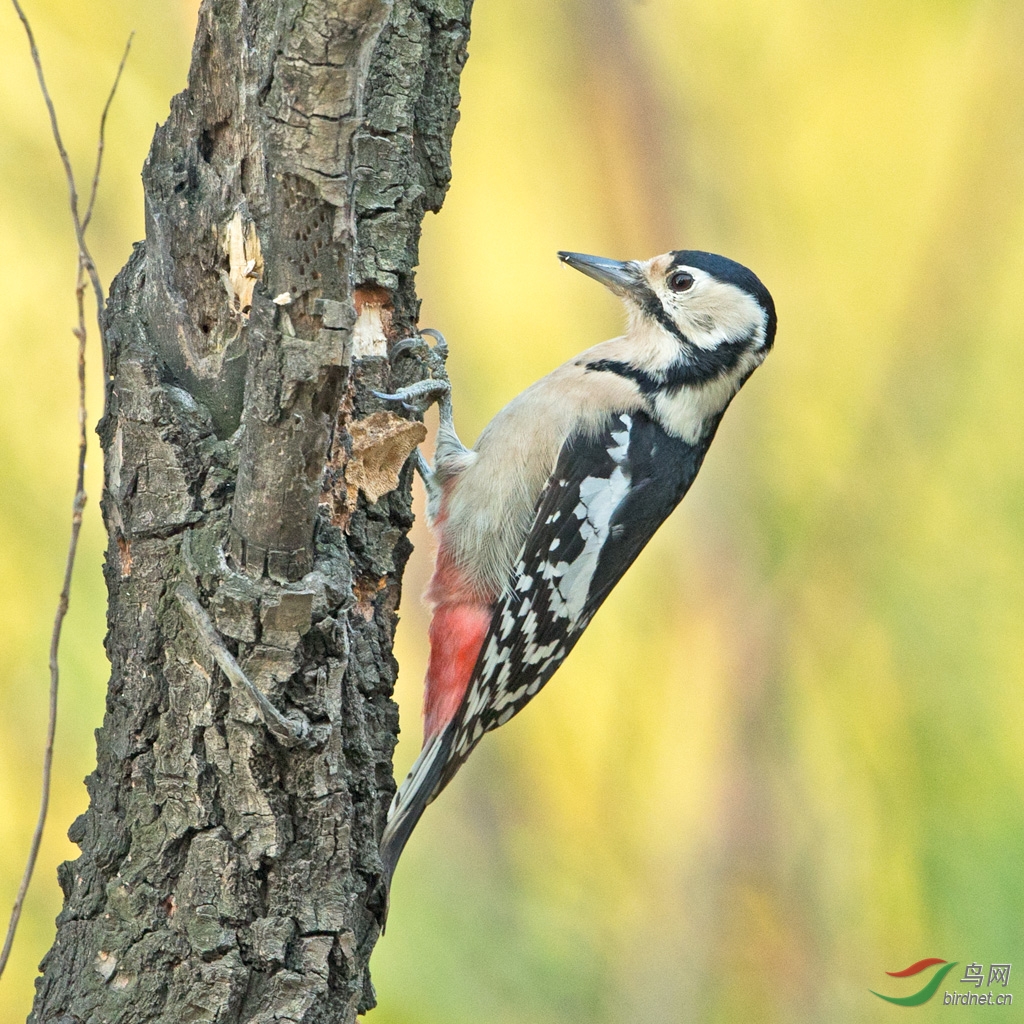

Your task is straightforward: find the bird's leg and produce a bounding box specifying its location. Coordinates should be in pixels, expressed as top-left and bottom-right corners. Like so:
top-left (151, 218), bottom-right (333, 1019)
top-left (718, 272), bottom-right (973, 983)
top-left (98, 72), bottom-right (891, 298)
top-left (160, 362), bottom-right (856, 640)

top-left (375, 330), bottom-right (472, 508)
top-left (412, 331), bottom-right (471, 472)
top-left (411, 449), bottom-right (441, 508)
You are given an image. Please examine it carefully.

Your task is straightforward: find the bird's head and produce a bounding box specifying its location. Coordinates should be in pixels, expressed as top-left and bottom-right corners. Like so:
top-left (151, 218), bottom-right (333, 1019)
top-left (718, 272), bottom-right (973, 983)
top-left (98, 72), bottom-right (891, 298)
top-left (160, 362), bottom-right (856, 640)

top-left (558, 249), bottom-right (776, 382)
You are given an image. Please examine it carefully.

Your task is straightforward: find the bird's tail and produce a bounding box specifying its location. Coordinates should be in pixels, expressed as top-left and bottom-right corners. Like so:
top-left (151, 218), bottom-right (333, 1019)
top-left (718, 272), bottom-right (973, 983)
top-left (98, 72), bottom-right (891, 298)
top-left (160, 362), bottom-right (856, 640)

top-left (380, 727), bottom-right (455, 888)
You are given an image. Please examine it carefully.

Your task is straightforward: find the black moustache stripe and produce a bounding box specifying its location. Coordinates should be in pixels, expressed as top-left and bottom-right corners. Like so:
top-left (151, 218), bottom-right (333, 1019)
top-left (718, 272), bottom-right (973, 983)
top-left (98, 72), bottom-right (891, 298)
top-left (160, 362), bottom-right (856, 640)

top-left (626, 282), bottom-right (760, 386)
top-left (631, 283), bottom-right (691, 346)
top-left (587, 333), bottom-right (754, 391)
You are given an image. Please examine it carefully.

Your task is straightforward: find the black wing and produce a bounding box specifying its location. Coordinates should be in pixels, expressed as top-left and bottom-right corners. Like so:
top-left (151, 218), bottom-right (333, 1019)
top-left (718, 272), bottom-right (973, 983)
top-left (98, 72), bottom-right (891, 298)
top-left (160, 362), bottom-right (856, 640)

top-left (440, 408), bottom-right (717, 789)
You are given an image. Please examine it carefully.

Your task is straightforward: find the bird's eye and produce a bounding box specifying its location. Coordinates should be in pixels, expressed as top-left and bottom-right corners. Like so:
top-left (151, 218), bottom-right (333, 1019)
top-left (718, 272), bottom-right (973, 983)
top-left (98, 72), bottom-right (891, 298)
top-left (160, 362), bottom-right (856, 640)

top-left (667, 270), bottom-right (694, 292)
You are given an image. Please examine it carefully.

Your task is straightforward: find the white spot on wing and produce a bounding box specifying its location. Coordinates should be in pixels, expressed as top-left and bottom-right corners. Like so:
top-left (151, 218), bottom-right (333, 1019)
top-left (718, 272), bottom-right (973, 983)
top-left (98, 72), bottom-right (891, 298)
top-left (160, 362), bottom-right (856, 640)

top-left (524, 639), bottom-right (560, 665)
top-left (499, 605), bottom-right (516, 639)
top-left (545, 459), bottom-right (632, 623)
top-left (607, 414), bottom-right (632, 463)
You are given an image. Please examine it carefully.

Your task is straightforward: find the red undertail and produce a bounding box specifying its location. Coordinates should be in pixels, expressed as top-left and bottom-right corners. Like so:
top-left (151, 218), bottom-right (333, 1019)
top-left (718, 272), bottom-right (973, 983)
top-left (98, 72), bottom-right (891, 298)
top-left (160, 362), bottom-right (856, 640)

top-left (422, 602), bottom-right (491, 744)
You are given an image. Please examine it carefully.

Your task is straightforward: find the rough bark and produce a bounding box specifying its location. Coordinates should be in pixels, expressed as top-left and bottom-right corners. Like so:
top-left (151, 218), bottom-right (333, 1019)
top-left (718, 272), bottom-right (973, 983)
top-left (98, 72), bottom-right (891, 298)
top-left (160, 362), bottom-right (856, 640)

top-left (30, 1), bottom-right (472, 1021)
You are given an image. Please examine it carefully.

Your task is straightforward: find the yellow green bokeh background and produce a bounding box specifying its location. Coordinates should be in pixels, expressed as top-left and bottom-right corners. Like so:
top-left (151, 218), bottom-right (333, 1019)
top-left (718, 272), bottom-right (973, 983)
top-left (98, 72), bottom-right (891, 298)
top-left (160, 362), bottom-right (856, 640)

top-left (2, 1), bottom-right (1022, 1021)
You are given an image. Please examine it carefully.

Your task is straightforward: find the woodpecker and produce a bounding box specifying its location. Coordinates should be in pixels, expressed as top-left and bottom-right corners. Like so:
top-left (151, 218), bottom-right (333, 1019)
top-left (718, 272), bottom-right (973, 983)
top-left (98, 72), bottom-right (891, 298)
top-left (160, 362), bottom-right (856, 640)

top-left (377, 249), bottom-right (776, 886)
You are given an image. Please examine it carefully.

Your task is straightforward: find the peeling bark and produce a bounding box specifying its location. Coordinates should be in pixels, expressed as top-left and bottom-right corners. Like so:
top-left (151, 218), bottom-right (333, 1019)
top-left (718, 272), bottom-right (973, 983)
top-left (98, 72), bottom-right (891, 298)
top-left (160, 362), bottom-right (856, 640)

top-left (30, 2), bottom-right (472, 1021)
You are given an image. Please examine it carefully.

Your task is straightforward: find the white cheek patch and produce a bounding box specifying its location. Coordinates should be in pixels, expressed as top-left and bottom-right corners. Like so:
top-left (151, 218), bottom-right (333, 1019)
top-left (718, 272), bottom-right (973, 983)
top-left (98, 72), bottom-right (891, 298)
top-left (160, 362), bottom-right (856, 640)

top-left (692, 296), bottom-right (761, 347)
top-left (656, 273), bottom-right (764, 350)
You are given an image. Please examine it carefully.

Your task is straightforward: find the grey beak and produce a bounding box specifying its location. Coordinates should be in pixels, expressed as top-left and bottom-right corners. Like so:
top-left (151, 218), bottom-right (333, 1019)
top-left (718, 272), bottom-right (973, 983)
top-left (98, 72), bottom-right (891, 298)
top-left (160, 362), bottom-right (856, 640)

top-left (557, 251), bottom-right (641, 297)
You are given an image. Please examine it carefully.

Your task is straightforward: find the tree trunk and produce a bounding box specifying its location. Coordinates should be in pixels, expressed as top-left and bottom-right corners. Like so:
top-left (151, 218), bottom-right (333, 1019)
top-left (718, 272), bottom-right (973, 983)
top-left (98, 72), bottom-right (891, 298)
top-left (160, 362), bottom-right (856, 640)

top-left (29, 1), bottom-right (472, 1020)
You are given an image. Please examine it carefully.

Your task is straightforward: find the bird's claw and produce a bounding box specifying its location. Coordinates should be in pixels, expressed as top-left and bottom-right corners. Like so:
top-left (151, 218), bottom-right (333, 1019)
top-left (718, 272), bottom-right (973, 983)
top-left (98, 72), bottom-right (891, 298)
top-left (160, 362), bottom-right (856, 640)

top-left (390, 328), bottom-right (449, 380)
top-left (390, 336), bottom-right (429, 361)
top-left (418, 328), bottom-right (449, 361)
top-left (372, 378), bottom-right (451, 413)
top-left (382, 329), bottom-right (452, 411)
top-left (390, 328), bottom-right (448, 363)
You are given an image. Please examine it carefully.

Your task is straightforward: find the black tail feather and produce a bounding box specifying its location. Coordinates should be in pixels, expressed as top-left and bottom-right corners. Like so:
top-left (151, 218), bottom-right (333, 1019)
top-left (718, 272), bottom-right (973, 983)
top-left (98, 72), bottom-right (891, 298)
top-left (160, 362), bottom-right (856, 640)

top-left (379, 727), bottom-right (455, 890)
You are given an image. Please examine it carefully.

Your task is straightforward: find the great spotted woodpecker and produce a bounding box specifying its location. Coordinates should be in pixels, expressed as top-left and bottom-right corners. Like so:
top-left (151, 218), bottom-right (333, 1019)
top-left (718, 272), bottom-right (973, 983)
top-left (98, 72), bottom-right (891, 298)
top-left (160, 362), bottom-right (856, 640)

top-left (377, 250), bottom-right (776, 886)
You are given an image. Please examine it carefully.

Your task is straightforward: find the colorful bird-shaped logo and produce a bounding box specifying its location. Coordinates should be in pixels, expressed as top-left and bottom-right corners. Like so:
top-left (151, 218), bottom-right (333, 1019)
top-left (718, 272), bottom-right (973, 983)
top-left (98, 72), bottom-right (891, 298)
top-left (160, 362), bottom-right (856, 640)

top-left (871, 958), bottom-right (958, 1006)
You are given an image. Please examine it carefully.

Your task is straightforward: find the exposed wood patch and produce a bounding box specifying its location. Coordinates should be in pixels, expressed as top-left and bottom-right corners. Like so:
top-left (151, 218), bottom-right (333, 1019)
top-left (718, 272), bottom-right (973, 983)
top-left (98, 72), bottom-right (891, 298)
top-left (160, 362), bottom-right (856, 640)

top-left (116, 534), bottom-right (132, 577)
top-left (220, 210), bottom-right (263, 321)
top-left (351, 287), bottom-right (393, 358)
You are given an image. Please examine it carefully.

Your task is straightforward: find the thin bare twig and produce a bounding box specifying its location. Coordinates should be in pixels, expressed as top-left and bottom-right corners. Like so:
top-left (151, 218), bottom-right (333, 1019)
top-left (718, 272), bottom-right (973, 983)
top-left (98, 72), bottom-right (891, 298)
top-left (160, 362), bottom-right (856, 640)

top-left (8, 0), bottom-right (111, 374)
top-left (0, 3), bottom-right (131, 981)
top-left (83, 32), bottom-right (134, 234)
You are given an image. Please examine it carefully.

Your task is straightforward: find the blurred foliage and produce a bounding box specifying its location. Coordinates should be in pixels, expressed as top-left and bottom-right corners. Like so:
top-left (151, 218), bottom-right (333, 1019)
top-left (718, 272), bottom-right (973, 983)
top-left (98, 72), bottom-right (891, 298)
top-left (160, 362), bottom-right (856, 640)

top-left (1, 1), bottom-right (1022, 1021)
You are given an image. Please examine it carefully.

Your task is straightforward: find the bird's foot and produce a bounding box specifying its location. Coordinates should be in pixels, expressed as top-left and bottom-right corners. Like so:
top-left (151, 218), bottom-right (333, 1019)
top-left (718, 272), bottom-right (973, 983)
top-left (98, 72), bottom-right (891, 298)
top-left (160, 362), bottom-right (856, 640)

top-left (378, 328), bottom-right (466, 489)
top-left (372, 377), bottom-right (451, 413)
top-left (378, 328), bottom-right (452, 412)
top-left (390, 328), bottom-right (449, 374)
